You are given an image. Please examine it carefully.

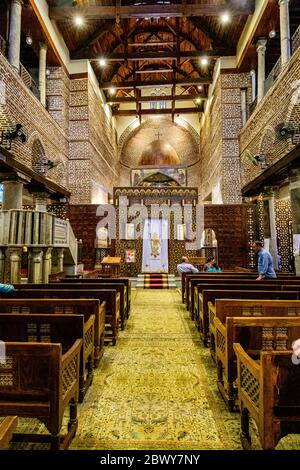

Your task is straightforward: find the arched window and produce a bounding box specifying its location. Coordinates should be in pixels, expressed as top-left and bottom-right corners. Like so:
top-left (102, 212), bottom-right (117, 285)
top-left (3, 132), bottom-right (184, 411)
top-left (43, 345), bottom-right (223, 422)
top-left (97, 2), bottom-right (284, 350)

top-left (32, 139), bottom-right (46, 175)
top-left (150, 91), bottom-right (157, 111)
top-left (159, 92), bottom-right (166, 110)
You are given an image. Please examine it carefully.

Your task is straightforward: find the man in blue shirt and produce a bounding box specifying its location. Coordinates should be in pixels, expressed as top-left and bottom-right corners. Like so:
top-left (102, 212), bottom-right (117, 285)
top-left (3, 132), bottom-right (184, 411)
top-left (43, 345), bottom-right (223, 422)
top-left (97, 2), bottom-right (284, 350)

top-left (252, 241), bottom-right (277, 280)
top-left (0, 283), bottom-right (15, 294)
top-left (177, 256), bottom-right (199, 274)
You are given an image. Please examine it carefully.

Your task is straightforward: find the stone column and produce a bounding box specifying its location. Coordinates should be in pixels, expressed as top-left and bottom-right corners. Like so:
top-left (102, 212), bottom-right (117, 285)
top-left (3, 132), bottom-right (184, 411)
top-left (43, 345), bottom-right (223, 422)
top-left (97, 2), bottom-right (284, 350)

top-left (2, 180), bottom-right (23, 210)
top-left (8, 0), bottom-right (23, 72)
top-left (256, 39), bottom-right (267, 104)
top-left (34, 192), bottom-right (49, 212)
top-left (28, 248), bottom-right (44, 284)
top-left (39, 42), bottom-right (48, 107)
top-left (43, 247), bottom-right (52, 283)
top-left (9, 248), bottom-right (21, 283)
top-left (289, 171), bottom-right (300, 274)
top-left (0, 248), bottom-right (5, 283)
top-left (57, 248), bottom-right (64, 272)
top-left (279, 0), bottom-right (291, 67)
top-left (250, 70), bottom-right (256, 102)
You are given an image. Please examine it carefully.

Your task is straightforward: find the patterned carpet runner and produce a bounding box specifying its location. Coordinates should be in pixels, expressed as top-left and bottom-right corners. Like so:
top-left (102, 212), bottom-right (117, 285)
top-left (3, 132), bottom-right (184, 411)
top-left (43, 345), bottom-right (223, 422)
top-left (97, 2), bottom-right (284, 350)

top-left (143, 273), bottom-right (169, 289)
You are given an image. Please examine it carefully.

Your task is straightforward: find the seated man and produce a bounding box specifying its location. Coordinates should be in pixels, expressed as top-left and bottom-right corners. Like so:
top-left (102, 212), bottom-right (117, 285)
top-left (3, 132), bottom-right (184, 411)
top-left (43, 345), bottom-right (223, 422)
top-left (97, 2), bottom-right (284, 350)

top-left (0, 283), bottom-right (15, 294)
top-left (177, 256), bottom-right (199, 274)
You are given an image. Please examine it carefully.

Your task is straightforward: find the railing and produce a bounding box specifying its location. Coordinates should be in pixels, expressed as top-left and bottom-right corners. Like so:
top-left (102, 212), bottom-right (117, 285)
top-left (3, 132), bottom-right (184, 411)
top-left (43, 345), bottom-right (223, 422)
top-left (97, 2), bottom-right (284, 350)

top-left (68, 223), bottom-right (78, 266)
top-left (0, 209), bottom-right (78, 264)
top-left (292, 24), bottom-right (300, 53)
top-left (19, 63), bottom-right (40, 100)
top-left (0, 34), bottom-right (6, 56)
top-left (265, 57), bottom-right (282, 94)
top-left (250, 25), bottom-right (300, 117)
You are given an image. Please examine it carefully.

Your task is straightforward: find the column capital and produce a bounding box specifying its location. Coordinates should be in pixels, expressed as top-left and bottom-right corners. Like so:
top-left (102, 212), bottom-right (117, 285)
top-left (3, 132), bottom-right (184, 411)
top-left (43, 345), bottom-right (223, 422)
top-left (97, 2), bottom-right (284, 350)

top-left (278, 0), bottom-right (290, 6)
top-left (256, 39), bottom-right (268, 52)
top-left (39, 42), bottom-right (48, 51)
top-left (11, 0), bottom-right (23, 6)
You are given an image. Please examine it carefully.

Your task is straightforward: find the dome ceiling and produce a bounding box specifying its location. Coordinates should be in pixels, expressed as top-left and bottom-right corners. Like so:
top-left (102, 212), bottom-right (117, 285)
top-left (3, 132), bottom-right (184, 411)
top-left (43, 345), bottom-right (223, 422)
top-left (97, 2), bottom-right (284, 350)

top-left (139, 139), bottom-right (180, 166)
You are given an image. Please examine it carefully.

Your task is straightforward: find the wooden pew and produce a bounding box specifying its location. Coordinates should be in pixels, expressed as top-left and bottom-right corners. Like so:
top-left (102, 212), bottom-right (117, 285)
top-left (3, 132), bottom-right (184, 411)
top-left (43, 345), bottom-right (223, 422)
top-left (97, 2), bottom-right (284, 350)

top-left (5, 289), bottom-right (120, 346)
top-left (0, 314), bottom-right (94, 403)
top-left (213, 299), bottom-right (300, 409)
top-left (0, 416), bottom-right (18, 450)
top-left (234, 344), bottom-right (300, 450)
top-left (195, 283), bottom-right (300, 346)
top-left (0, 341), bottom-right (82, 450)
top-left (187, 274), bottom-right (300, 314)
top-left (195, 286), bottom-right (298, 330)
top-left (0, 298), bottom-right (105, 367)
top-left (207, 290), bottom-right (299, 358)
top-left (16, 282), bottom-right (127, 330)
top-left (57, 277), bottom-right (132, 319)
top-left (181, 271), bottom-right (296, 304)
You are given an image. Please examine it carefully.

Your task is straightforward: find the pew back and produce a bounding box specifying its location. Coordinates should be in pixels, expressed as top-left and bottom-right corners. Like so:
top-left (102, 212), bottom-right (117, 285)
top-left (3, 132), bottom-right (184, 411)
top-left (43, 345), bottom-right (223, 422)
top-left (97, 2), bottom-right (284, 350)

top-left (216, 313), bottom-right (300, 410)
top-left (234, 344), bottom-right (300, 450)
top-left (0, 298), bottom-right (105, 367)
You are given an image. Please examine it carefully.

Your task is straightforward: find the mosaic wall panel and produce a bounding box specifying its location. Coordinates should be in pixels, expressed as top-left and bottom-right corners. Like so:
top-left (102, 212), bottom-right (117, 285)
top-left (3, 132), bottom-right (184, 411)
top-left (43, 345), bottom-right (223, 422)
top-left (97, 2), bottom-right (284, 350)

top-left (200, 72), bottom-right (250, 203)
top-left (275, 198), bottom-right (294, 272)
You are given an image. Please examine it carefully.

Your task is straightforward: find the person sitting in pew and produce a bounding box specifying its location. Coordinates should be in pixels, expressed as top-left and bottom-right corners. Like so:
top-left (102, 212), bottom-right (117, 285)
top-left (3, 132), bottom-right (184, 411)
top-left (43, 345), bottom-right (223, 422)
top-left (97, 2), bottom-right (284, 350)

top-left (203, 256), bottom-right (214, 272)
top-left (252, 241), bottom-right (277, 280)
top-left (177, 256), bottom-right (199, 274)
top-left (206, 261), bottom-right (222, 273)
top-left (0, 283), bottom-right (15, 294)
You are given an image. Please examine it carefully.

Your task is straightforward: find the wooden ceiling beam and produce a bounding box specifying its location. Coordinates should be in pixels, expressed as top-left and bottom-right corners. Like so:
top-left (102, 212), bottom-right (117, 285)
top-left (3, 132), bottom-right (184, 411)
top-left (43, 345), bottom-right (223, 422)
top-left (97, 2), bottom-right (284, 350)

top-left (112, 107), bottom-right (203, 116)
top-left (102, 77), bottom-right (212, 89)
top-left (108, 95), bottom-right (206, 103)
top-left (50, 3), bottom-right (255, 21)
top-left (90, 49), bottom-right (229, 62)
top-left (128, 41), bottom-right (177, 47)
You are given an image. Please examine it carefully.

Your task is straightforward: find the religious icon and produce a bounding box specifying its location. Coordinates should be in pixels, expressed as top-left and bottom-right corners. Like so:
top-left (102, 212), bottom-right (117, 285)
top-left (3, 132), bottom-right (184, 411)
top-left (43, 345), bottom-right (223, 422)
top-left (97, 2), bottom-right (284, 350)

top-left (150, 232), bottom-right (161, 258)
top-left (125, 249), bottom-right (136, 263)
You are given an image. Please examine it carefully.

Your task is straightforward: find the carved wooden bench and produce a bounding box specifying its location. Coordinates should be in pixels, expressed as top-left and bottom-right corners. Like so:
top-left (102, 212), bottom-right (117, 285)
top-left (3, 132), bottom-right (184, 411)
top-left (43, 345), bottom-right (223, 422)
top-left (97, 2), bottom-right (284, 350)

top-left (213, 302), bottom-right (300, 410)
top-left (233, 344), bottom-right (300, 450)
top-left (6, 289), bottom-right (120, 346)
top-left (196, 282), bottom-right (300, 346)
top-left (192, 277), bottom-right (300, 325)
top-left (48, 281), bottom-right (128, 328)
top-left (0, 416), bottom-right (18, 450)
top-left (0, 313), bottom-right (94, 403)
top-left (208, 290), bottom-right (299, 359)
top-left (0, 341), bottom-right (82, 450)
top-left (0, 298), bottom-right (105, 368)
top-left (58, 277), bottom-right (132, 317)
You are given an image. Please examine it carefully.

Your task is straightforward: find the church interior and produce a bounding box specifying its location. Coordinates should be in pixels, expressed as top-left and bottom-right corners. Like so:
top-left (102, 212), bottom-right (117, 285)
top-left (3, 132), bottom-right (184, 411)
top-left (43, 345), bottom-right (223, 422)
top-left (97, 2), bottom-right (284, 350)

top-left (1, 0), bottom-right (300, 452)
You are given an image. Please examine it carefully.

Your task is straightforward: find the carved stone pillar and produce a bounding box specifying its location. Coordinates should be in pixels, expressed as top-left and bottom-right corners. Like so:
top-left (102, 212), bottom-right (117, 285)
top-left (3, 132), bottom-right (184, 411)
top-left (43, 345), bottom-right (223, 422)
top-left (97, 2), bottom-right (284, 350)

top-left (256, 39), bottom-right (267, 104)
top-left (57, 248), bottom-right (64, 273)
top-left (0, 248), bottom-right (5, 283)
top-left (28, 248), bottom-right (44, 284)
top-left (1, 180), bottom-right (23, 210)
top-left (9, 248), bottom-right (21, 284)
top-left (39, 42), bottom-right (48, 107)
top-left (279, 0), bottom-right (291, 67)
top-left (43, 247), bottom-right (52, 283)
top-left (8, 0), bottom-right (23, 72)
top-left (33, 191), bottom-right (50, 212)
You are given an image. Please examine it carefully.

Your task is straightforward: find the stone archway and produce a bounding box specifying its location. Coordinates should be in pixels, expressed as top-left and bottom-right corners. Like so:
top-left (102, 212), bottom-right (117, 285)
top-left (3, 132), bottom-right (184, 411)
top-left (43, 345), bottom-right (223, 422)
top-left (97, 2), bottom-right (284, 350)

top-left (31, 139), bottom-right (47, 175)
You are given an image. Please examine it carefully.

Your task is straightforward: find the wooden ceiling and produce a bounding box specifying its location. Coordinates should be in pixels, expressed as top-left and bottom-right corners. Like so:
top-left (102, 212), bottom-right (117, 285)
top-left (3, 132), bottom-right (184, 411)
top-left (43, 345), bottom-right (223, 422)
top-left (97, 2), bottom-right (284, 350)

top-left (45, 0), bottom-right (255, 117)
